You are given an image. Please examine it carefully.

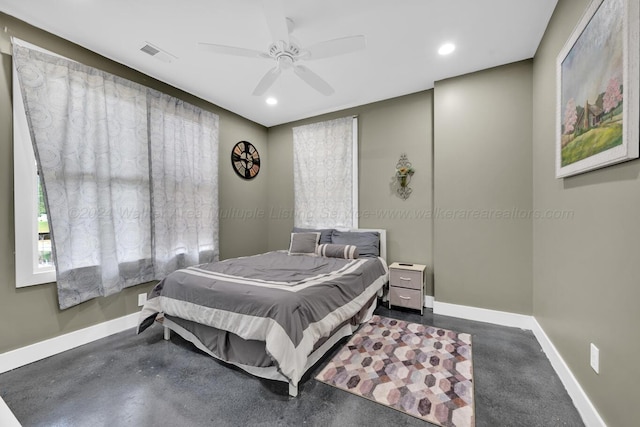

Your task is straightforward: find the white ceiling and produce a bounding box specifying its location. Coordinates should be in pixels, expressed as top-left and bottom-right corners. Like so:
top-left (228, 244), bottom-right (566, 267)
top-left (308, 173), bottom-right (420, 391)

top-left (0, 0), bottom-right (558, 127)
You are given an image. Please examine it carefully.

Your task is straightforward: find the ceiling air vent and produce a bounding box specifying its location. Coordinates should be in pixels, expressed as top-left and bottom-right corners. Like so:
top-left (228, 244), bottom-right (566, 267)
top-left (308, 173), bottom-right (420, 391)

top-left (139, 42), bottom-right (177, 63)
top-left (140, 44), bottom-right (160, 56)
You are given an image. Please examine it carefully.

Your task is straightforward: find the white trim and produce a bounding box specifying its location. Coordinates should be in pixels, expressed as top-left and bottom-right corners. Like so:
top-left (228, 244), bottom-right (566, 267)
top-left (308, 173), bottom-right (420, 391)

top-left (0, 396), bottom-right (21, 427)
top-left (11, 38), bottom-right (66, 288)
top-left (12, 61), bottom-right (56, 287)
top-left (432, 301), bottom-right (605, 427)
top-left (0, 301), bottom-right (605, 425)
top-left (0, 312), bottom-right (139, 374)
top-left (433, 301), bottom-right (534, 330)
top-left (531, 319), bottom-right (606, 427)
top-left (423, 295), bottom-right (434, 308)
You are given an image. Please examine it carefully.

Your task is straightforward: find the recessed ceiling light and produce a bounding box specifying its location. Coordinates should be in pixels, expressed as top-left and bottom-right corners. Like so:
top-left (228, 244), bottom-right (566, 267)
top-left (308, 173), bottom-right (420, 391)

top-left (266, 97), bottom-right (278, 105)
top-left (438, 43), bottom-right (456, 56)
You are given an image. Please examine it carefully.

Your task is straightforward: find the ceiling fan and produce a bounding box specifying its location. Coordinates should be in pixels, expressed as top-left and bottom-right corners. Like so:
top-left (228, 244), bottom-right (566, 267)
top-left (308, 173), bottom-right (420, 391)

top-left (198, 0), bottom-right (366, 96)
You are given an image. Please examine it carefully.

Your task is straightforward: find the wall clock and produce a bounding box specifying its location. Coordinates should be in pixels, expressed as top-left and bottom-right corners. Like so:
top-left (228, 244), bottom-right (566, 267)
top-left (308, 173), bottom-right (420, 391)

top-left (231, 141), bottom-right (261, 180)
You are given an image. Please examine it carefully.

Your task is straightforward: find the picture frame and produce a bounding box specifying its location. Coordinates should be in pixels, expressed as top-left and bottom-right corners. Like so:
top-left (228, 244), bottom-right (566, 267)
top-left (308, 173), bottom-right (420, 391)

top-left (556, 0), bottom-right (639, 178)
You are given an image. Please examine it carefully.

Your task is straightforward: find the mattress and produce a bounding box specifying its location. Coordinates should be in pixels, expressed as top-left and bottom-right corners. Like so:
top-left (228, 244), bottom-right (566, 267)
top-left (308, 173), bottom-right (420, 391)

top-left (137, 250), bottom-right (388, 388)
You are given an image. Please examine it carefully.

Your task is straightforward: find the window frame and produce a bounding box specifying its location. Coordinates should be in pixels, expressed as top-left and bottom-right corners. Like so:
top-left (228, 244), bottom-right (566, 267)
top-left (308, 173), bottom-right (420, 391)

top-left (292, 115), bottom-right (359, 230)
top-left (13, 58), bottom-right (56, 287)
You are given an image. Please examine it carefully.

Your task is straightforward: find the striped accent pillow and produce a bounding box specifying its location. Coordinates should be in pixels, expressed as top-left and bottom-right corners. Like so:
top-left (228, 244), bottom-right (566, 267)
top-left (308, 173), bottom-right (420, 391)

top-left (316, 244), bottom-right (359, 259)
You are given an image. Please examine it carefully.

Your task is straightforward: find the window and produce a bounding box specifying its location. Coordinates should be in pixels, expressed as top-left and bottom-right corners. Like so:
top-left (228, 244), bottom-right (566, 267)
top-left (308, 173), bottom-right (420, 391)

top-left (14, 61), bottom-right (55, 286)
top-left (36, 174), bottom-right (52, 267)
top-left (13, 39), bottom-right (219, 308)
top-left (292, 116), bottom-right (359, 229)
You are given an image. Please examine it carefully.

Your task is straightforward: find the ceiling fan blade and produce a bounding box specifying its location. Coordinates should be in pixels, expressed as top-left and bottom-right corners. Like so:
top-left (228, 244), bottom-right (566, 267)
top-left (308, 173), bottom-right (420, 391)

top-left (304, 35), bottom-right (366, 61)
top-left (198, 42), bottom-right (267, 59)
top-left (293, 65), bottom-right (334, 96)
top-left (261, 0), bottom-right (290, 44)
top-left (252, 66), bottom-right (282, 96)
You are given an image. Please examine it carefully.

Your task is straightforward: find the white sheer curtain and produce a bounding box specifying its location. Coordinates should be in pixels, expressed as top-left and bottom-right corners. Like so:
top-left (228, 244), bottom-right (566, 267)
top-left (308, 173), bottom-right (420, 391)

top-left (13, 43), bottom-right (219, 309)
top-left (292, 116), bottom-right (357, 228)
top-left (148, 91), bottom-right (219, 277)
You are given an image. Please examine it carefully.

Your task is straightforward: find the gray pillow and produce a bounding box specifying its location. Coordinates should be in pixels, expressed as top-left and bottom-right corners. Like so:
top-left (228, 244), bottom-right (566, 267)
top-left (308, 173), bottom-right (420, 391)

top-left (288, 232), bottom-right (320, 255)
top-left (316, 244), bottom-right (359, 259)
top-left (292, 227), bottom-right (334, 244)
top-left (330, 230), bottom-right (380, 258)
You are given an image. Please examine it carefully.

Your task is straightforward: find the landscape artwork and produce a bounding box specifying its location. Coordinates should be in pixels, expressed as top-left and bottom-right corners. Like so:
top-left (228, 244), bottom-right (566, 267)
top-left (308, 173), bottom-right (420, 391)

top-left (556, 0), bottom-right (638, 178)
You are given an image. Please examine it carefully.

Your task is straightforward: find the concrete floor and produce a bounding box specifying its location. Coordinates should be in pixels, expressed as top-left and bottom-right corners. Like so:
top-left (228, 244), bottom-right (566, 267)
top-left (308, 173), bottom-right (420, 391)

top-left (0, 306), bottom-right (584, 426)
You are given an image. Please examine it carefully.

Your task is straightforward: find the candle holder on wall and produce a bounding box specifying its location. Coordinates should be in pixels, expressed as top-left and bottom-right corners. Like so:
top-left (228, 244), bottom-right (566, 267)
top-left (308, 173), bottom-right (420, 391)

top-left (395, 153), bottom-right (415, 200)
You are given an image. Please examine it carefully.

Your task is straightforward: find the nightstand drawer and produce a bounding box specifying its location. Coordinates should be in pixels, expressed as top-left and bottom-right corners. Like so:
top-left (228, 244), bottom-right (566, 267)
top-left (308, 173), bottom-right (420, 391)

top-left (390, 269), bottom-right (423, 290)
top-left (389, 287), bottom-right (422, 310)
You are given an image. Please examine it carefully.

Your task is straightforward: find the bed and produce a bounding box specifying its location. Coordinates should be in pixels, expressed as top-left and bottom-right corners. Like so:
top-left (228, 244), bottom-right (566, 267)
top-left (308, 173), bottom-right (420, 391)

top-left (137, 228), bottom-right (388, 397)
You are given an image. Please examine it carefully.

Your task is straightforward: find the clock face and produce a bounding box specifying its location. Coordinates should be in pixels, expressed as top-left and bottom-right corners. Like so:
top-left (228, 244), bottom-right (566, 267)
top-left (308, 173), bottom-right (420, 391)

top-left (231, 141), bottom-right (261, 180)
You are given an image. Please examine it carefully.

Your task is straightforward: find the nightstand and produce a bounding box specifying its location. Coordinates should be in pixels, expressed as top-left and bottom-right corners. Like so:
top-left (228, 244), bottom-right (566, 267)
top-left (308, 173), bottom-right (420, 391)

top-left (388, 262), bottom-right (426, 315)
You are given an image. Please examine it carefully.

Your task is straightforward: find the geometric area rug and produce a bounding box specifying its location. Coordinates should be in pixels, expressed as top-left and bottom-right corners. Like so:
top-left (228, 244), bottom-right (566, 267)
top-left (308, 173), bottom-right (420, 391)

top-left (316, 315), bottom-right (474, 427)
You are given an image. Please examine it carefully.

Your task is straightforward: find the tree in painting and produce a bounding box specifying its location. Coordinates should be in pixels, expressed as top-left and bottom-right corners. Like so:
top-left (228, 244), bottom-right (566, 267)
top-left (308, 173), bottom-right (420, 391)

top-left (563, 98), bottom-right (578, 135)
top-left (603, 76), bottom-right (623, 115)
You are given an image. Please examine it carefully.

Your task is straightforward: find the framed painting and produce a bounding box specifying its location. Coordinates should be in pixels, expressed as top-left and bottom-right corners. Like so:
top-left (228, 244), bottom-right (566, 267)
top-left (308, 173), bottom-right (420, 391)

top-left (556, 0), bottom-right (639, 178)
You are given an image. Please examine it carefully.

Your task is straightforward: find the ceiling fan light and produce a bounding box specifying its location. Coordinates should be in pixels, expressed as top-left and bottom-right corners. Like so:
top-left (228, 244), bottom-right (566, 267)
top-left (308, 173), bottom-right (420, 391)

top-left (438, 43), bottom-right (456, 55)
top-left (266, 97), bottom-right (278, 105)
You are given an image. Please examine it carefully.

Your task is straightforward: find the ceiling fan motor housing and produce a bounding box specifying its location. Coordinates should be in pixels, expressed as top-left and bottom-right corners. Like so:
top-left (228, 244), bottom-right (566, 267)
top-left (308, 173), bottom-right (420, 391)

top-left (269, 42), bottom-right (301, 68)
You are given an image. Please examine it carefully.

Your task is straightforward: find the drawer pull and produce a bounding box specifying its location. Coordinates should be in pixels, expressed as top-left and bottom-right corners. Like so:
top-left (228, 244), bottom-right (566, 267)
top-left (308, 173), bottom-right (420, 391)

top-left (400, 277), bottom-right (412, 281)
top-left (399, 295), bottom-right (411, 300)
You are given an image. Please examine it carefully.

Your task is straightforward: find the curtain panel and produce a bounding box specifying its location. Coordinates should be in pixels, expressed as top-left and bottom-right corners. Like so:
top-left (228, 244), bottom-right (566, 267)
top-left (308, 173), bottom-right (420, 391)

top-left (292, 116), bottom-right (355, 229)
top-left (12, 44), bottom-right (219, 309)
top-left (148, 91), bottom-right (219, 277)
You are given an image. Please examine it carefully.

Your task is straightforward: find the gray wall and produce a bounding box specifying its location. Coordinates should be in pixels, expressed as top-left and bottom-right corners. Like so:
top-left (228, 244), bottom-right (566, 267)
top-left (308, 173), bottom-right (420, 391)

top-left (3, 3), bottom-right (637, 424)
top-left (433, 61), bottom-right (534, 314)
top-left (532, 1), bottom-right (639, 425)
top-left (267, 92), bottom-right (434, 294)
top-left (0, 13), bottom-right (268, 353)
top-left (219, 117), bottom-right (269, 260)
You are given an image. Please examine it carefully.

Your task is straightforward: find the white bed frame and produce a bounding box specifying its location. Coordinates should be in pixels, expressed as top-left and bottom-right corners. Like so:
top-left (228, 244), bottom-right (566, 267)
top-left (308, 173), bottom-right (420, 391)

top-left (162, 228), bottom-right (388, 397)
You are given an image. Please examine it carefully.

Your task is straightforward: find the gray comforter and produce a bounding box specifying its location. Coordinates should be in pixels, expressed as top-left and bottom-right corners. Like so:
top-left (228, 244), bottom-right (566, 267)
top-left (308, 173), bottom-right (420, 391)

top-left (137, 251), bottom-right (388, 386)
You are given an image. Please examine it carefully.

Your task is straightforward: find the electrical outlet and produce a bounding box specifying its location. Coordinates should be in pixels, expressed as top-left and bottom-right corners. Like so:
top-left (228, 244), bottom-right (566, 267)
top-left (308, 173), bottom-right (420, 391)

top-left (138, 293), bottom-right (147, 307)
top-left (590, 343), bottom-right (599, 374)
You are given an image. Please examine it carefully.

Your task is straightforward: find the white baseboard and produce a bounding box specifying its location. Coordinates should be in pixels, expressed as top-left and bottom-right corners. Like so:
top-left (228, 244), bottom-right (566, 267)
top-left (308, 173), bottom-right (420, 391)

top-left (432, 300), bottom-right (605, 427)
top-left (424, 295), bottom-right (434, 309)
top-left (0, 312), bottom-right (140, 426)
top-left (0, 396), bottom-right (21, 427)
top-left (531, 319), bottom-right (606, 427)
top-left (0, 304), bottom-right (606, 427)
top-left (0, 312), bottom-right (139, 375)
top-left (433, 301), bottom-right (534, 330)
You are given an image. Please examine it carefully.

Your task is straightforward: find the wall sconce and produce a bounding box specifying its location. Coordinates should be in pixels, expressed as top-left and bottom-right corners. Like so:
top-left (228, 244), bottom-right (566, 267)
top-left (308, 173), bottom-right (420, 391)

top-left (395, 153), bottom-right (415, 200)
